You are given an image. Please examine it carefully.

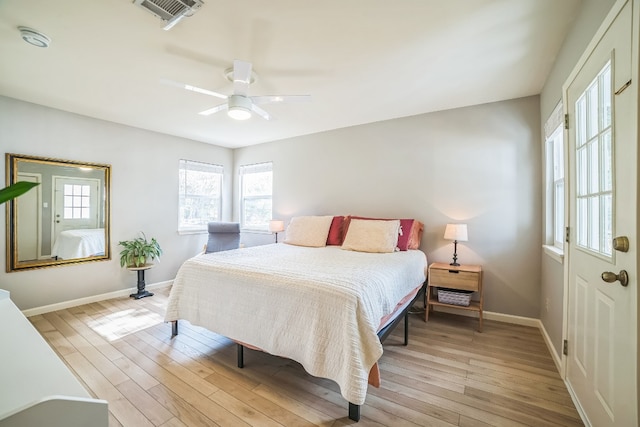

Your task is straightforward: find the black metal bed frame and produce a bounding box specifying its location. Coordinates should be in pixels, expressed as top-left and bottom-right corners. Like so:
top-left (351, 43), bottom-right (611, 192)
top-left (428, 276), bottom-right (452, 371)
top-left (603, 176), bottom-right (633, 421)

top-left (170, 281), bottom-right (426, 422)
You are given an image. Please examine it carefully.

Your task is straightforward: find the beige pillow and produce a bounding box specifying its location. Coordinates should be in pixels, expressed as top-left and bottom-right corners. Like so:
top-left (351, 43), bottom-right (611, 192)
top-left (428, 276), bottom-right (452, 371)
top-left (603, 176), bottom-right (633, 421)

top-left (341, 219), bottom-right (400, 253)
top-left (283, 215), bottom-right (334, 247)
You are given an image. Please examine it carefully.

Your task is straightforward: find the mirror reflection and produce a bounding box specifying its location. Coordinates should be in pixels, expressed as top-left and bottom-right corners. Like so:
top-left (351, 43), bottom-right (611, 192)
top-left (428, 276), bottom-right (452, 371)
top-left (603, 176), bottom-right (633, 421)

top-left (6, 153), bottom-right (111, 271)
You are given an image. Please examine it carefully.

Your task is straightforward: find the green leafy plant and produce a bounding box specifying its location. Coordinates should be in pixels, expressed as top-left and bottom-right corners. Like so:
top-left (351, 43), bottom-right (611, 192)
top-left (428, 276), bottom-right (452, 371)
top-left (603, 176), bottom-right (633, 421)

top-left (119, 232), bottom-right (162, 268)
top-left (0, 181), bottom-right (40, 204)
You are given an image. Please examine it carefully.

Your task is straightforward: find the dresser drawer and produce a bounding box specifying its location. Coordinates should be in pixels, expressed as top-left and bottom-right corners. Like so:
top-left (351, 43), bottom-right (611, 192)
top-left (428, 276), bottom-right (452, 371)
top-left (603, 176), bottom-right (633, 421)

top-left (429, 268), bottom-right (480, 291)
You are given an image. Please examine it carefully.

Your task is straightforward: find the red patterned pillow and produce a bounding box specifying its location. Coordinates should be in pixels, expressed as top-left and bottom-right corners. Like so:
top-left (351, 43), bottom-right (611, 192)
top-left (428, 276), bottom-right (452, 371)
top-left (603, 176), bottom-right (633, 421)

top-left (326, 216), bottom-right (346, 245)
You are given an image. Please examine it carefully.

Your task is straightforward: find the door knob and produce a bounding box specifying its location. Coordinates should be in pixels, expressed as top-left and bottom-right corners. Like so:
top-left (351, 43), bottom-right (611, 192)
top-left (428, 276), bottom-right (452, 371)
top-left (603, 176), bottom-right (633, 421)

top-left (612, 236), bottom-right (629, 252)
top-left (601, 270), bottom-right (629, 287)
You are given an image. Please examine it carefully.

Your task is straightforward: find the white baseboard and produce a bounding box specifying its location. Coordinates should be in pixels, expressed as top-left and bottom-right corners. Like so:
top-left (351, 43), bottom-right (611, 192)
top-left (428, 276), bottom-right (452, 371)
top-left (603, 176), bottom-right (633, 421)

top-left (538, 320), bottom-right (564, 375)
top-left (432, 306), bottom-right (539, 327)
top-left (565, 379), bottom-right (592, 427)
top-left (22, 280), bottom-right (173, 317)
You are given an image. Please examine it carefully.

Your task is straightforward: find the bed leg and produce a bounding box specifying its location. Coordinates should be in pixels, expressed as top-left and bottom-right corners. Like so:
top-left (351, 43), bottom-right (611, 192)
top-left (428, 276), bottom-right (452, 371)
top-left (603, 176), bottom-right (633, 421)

top-left (348, 402), bottom-right (361, 421)
top-left (171, 320), bottom-right (178, 337)
top-left (404, 312), bottom-right (409, 346)
top-left (237, 344), bottom-right (244, 368)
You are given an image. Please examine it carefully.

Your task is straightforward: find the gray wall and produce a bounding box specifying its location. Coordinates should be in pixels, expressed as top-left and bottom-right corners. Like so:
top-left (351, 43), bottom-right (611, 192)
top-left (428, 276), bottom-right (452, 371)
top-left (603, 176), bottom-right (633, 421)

top-left (236, 96), bottom-right (542, 318)
top-left (539, 0), bottom-right (617, 357)
top-left (0, 96), bottom-right (234, 310)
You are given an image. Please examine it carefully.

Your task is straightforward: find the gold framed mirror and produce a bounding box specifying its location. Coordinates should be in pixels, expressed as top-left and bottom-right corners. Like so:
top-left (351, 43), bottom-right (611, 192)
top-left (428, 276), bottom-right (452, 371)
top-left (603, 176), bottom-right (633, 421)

top-left (5, 153), bottom-right (111, 272)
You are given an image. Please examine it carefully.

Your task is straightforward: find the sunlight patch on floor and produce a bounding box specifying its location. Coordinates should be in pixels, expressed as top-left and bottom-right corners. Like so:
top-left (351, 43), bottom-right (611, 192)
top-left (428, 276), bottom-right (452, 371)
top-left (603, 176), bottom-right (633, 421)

top-left (87, 307), bottom-right (163, 341)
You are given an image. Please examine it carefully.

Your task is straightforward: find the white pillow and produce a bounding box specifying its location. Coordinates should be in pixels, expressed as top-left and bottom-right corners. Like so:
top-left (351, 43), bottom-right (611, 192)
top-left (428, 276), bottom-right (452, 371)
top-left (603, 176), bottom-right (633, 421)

top-left (341, 219), bottom-right (400, 253)
top-left (283, 215), bottom-right (334, 247)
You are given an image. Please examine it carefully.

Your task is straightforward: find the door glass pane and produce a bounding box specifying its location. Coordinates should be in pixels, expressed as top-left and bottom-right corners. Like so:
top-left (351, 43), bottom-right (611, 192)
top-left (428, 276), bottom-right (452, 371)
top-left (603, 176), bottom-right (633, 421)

top-left (602, 130), bottom-right (612, 191)
top-left (603, 194), bottom-right (612, 255)
top-left (576, 96), bottom-right (587, 147)
top-left (601, 64), bottom-right (612, 129)
top-left (587, 84), bottom-right (599, 139)
top-left (577, 147), bottom-right (587, 196)
top-left (578, 198), bottom-right (587, 247)
top-left (575, 60), bottom-right (613, 258)
top-left (589, 196), bottom-right (599, 251)
top-left (589, 141), bottom-right (599, 194)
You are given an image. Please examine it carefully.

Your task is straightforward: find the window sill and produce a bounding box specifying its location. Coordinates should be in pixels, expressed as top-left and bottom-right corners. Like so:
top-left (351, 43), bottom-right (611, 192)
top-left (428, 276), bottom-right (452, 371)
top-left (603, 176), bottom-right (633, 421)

top-left (241, 229), bottom-right (271, 235)
top-left (178, 228), bottom-right (208, 235)
top-left (543, 245), bottom-right (564, 264)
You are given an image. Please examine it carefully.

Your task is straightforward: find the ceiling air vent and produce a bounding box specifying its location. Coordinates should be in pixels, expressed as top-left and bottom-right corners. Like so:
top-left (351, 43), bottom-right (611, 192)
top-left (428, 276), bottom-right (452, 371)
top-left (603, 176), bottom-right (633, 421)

top-left (133, 0), bottom-right (204, 31)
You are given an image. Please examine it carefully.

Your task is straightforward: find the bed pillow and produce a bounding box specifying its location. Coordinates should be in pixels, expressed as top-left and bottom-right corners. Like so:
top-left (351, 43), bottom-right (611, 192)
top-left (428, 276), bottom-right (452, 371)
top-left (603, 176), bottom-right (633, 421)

top-left (326, 216), bottom-right (346, 245)
top-left (407, 220), bottom-right (424, 250)
top-left (283, 215), bottom-right (334, 247)
top-left (341, 219), bottom-right (400, 253)
top-left (343, 216), bottom-right (424, 250)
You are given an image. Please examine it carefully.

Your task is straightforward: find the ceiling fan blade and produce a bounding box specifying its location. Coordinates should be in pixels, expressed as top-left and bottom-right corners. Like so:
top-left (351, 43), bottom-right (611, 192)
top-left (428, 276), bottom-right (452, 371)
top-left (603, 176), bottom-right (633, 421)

top-left (160, 78), bottom-right (228, 100)
top-left (251, 95), bottom-right (312, 105)
top-left (251, 103), bottom-right (272, 120)
top-left (199, 103), bottom-right (228, 116)
top-left (233, 60), bottom-right (252, 96)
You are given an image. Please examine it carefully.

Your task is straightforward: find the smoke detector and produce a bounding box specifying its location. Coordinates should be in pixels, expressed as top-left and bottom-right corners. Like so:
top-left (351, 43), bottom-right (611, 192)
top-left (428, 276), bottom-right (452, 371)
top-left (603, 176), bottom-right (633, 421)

top-left (18, 27), bottom-right (51, 48)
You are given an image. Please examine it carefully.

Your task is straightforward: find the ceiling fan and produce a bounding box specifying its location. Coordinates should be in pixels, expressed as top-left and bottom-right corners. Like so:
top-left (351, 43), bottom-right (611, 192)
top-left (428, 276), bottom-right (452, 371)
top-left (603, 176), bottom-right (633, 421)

top-left (165, 59), bottom-right (311, 121)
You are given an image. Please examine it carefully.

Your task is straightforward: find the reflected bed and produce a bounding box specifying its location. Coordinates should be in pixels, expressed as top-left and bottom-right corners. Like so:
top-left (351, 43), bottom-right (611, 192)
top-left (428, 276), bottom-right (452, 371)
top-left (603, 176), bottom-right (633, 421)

top-left (52, 228), bottom-right (105, 259)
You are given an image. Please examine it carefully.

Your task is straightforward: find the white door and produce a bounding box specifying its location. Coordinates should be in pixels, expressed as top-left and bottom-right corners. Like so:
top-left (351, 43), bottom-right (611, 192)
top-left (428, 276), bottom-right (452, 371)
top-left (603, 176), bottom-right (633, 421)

top-left (564, 1), bottom-right (637, 426)
top-left (16, 173), bottom-right (41, 262)
top-left (52, 177), bottom-right (100, 240)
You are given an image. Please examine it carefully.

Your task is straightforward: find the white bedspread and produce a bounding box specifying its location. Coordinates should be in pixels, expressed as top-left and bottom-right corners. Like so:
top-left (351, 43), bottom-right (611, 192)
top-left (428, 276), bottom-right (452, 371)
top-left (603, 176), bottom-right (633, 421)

top-left (51, 228), bottom-right (105, 259)
top-left (165, 244), bottom-right (427, 405)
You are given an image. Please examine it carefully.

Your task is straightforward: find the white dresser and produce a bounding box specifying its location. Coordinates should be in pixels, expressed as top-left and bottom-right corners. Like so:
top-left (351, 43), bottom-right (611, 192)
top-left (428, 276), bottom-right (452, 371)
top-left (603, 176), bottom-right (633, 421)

top-left (0, 290), bottom-right (108, 426)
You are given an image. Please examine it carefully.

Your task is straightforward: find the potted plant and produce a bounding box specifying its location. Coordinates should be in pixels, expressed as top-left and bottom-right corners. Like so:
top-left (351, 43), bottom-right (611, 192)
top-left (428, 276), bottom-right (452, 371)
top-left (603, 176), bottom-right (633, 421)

top-left (118, 232), bottom-right (162, 268)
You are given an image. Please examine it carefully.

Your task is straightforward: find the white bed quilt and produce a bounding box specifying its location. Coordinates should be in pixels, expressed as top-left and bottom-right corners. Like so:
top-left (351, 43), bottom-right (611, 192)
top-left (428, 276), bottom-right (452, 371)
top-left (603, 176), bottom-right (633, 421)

top-left (165, 244), bottom-right (427, 405)
top-left (51, 228), bottom-right (105, 259)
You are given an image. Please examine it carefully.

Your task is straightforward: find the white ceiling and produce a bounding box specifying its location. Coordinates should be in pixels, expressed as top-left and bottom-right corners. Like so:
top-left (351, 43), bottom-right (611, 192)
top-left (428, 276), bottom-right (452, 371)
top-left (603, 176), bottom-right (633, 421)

top-left (0, 0), bottom-right (582, 148)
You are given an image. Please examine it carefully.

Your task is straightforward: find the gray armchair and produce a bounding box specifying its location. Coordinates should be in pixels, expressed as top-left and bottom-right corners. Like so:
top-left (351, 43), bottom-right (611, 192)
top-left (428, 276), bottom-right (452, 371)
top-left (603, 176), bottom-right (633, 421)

top-left (205, 222), bottom-right (241, 253)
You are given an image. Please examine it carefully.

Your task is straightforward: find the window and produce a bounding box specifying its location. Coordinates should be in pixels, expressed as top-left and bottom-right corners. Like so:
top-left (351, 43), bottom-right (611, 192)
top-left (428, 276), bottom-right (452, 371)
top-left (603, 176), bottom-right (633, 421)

top-left (575, 61), bottom-right (613, 257)
top-left (239, 162), bottom-right (273, 231)
top-left (63, 184), bottom-right (91, 219)
top-left (544, 102), bottom-right (565, 251)
top-left (178, 159), bottom-right (223, 232)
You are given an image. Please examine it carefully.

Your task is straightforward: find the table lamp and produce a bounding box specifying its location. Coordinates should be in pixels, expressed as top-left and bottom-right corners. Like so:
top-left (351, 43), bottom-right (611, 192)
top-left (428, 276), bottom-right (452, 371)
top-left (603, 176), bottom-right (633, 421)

top-left (444, 223), bottom-right (468, 266)
top-left (269, 220), bottom-right (285, 243)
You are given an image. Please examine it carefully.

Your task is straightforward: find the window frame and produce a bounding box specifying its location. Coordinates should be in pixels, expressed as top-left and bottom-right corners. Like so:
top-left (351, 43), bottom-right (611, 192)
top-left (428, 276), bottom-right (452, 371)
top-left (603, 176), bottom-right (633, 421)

top-left (239, 162), bottom-right (273, 232)
top-left (544, 102), bottom-right (566, 259)
top-left (178, 159), bottom-right (224, 233)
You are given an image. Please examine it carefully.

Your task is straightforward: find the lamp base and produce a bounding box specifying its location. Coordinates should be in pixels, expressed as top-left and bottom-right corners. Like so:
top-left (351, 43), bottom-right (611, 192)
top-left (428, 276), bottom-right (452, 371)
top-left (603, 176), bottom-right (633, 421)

top-left (450, 240), bottom-right (460, 266)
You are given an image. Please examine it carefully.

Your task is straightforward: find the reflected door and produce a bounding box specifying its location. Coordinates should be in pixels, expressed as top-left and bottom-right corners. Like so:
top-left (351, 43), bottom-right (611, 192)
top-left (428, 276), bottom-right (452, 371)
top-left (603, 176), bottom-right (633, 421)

top-left (53, 177), bottom-right (100, 242)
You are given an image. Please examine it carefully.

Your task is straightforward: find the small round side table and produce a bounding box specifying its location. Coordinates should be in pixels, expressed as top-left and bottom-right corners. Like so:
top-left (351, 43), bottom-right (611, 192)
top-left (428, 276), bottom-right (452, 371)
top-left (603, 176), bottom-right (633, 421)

top-left (128, 264), bottom-right (154, 299)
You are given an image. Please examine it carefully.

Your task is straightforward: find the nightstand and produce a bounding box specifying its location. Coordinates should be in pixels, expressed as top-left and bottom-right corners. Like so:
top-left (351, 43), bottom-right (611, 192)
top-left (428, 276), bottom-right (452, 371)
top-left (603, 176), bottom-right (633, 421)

top-left (426, 262), bottom-right (483, 331)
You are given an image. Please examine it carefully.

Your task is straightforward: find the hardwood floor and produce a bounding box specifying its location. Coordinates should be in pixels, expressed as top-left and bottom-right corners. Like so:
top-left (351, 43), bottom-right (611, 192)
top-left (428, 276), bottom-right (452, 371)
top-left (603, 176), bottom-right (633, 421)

top-left (29, 286), bottom-right (583, 426)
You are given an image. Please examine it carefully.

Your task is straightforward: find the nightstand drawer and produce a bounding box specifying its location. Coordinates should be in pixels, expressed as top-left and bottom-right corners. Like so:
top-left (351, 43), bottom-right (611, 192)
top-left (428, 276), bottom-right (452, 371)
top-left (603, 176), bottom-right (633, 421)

top-left (430, 268), bottom-right (480, 291)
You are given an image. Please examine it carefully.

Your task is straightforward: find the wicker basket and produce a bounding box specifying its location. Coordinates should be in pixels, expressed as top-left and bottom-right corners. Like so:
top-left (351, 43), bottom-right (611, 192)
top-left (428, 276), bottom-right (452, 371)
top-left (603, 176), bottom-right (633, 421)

top-left (437, 288), bottom-right (473, 306)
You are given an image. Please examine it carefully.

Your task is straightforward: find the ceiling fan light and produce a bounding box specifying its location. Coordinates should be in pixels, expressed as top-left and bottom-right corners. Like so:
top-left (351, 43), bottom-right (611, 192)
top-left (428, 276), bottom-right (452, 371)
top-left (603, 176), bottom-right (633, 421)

top-left (228, 106), bottom-right (251, 120)
top-left (227, 95), bottom-right (252, 120)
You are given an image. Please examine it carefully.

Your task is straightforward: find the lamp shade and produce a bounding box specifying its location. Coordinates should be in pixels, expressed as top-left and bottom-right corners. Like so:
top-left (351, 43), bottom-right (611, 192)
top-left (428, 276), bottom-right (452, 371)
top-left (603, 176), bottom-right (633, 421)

top-left (444, 223), bottom-right (468, 241)
top-left (269, 220), bottom-right (285, 233)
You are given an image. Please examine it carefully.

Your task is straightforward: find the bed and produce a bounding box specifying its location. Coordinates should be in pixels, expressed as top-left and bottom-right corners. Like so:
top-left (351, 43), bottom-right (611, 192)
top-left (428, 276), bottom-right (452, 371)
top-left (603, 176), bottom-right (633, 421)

top-left (51, 228), bottom-right (105, 259)
top-left (165, 215), bottom-right (426, 421)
